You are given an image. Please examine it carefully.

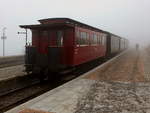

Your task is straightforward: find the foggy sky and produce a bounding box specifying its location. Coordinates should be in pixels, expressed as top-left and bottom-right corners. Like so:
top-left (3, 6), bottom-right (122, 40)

top-left (0, 0), bottom-right (150, 56)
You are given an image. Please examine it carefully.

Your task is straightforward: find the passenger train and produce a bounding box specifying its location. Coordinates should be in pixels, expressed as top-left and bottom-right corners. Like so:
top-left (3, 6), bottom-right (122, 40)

top-left (20, 18), bottom-right (129, 79)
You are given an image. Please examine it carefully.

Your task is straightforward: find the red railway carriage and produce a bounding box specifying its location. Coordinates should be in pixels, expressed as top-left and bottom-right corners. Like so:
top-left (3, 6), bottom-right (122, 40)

top-left (20, 18), bottom-right (107, 75)
top-left (74, 26), bottom-right (107, 65)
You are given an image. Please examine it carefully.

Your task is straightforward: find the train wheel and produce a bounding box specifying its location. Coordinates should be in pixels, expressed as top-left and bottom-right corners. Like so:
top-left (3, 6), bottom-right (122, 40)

top-left (47, 72), bottom-right (59, 81)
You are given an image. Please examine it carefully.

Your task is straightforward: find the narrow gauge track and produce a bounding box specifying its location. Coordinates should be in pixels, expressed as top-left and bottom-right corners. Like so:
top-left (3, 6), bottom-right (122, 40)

top-left (0, 74), bottom-right (39, 97)
top-left (0, 54), bottom-right (114, 113)
top-left (0, 77), bottom-right (39, 97)
top-left (0, 75), bottom-right (66, 113)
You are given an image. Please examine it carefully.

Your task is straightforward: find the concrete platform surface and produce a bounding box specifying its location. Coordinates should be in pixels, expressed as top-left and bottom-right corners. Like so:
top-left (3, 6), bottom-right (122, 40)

top-left (0, 65), bottom-right (25, 81)
top-left (19, 108), bottom-right (53, 113)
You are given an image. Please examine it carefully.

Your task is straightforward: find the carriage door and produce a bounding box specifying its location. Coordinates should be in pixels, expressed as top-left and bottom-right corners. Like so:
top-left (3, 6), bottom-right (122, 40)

top-left (38, 30), bottom-right (49, 54)
top-left (56, 30), bottom-right (64, 47)
top-left (48, 30), bottom-right (64, 71)
top-left (36, 30), bottom-right (49, 67)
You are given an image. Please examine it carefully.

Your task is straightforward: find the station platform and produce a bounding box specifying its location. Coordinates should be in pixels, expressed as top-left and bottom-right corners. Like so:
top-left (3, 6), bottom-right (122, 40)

top-left (0, 55), bottom-right (24, 68)
top-left (0, 65), bottom-right (25, 81)
top-left (0, 55), bottom-right (24, 81)
top-left (5, 49), bottom-right (150, 113)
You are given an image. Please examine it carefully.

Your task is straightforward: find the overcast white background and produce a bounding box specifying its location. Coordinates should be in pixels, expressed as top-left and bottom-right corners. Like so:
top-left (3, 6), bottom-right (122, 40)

top-left (0, 0), bottom-right (150, 56)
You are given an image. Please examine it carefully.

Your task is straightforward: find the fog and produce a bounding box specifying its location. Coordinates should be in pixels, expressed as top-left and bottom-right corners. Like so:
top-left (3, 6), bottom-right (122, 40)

top-left (0, 0), bottom-right (150, 56)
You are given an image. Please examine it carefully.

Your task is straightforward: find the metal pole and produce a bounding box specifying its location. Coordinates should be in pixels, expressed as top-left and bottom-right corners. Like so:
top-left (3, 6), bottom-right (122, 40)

top-left (3, 35), bottom-right (4, 56)
top-left (18, 29), bottom-right (28, 46)
top-left (25, 29), bottom-right (27, 46)
top-left (1, 27), bottom-right (6, 57)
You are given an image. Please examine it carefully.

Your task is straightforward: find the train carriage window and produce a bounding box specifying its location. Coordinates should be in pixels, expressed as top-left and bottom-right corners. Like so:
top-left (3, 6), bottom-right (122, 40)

top-left (98, 35), bottom-right (100, 45)
top-left (90, 33), bottom-right (94, 45)
top-left (101, 34), bottom-right (103, 45)
top-left (80, 32), bottom-right (87, 45)
top-left (102, 35), bottom-right (106, 46)
top-left (86, 32), bottom-right (90, 45)
top-left (97, 35), bottom-right (99, 45)
top-left (76, 30), bottom-right (80, 45)
top-left (85, 32), bottom-right (88, 45)
top-left (76, 31), bottom-right (96, 46)
top-left (80, 32), bottom-right (83, 44)
top-left (83, 32), bottom-right (87, 44)
top-left (76, 30), bottom-right (80, 38)
top-left (93, 34), bottom-right (98, 45)
top-left (99, 35), bottom-right (102, 45)
top-left (97, 34), bottom-right (99, 45)
top-left (56, 30), bottom-right (63, 46)
top-left (99, 35), bottom-right (101, 45)
top-left (81, 32), bottom-right (84, 44)
top-left (102, 35), bottom-right (104, 45)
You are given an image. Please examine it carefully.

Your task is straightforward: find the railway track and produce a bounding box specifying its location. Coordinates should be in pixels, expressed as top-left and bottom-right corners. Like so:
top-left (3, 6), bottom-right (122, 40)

top-left (0, 78), bottom-right (39, 97)
top-left (0, 74), bottom-right (66, 113)
top-left (0, 75), bottom-right (39, 97)
top-left (0, 75), bottom-right (39, 112)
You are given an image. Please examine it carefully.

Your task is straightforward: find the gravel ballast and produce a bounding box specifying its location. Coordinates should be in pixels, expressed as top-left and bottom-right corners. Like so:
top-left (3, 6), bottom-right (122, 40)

top-left (75, 81), bottom-right (150, 113)
top-left (75, 49), bottom-right (150, 113)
